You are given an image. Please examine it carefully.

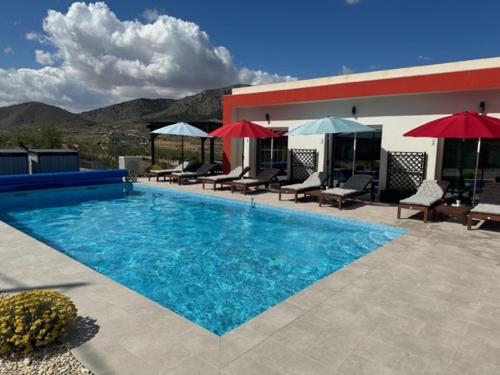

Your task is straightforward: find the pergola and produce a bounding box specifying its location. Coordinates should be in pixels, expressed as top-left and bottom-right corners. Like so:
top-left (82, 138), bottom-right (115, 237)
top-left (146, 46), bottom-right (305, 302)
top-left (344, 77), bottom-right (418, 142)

top-left (147, 121), bottom-right (222, 165)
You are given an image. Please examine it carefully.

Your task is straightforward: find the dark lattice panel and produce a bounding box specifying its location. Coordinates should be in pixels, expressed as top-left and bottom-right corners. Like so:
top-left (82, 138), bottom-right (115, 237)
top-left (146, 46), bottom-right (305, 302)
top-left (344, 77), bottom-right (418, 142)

top-left (290, 149), bottom-right (317, 182)
top-left (387, 152), bottom-right (427, 192)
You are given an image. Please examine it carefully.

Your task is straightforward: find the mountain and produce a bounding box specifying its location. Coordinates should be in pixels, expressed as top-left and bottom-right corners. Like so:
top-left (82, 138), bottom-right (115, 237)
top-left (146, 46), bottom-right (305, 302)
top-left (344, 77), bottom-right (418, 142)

top-left (0, 102), bottom-right (94, 131)
top-left (0, 84), bottom-right (249, 146)
top-left (80, 98), bottom-right (175, 123)
top-left (146, 85), bottom-right (246, 122)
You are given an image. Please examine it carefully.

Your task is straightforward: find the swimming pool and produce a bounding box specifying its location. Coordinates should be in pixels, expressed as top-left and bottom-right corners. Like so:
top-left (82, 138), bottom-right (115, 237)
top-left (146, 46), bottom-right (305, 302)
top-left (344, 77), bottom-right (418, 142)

top-left (0, 184), bottom-right (405, 335)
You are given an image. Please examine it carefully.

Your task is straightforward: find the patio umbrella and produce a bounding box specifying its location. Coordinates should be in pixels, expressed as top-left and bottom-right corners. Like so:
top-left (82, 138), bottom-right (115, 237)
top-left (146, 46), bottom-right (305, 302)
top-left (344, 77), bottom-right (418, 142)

top-left (285, 117), bottom-right (374, 186)
top-left (152, 122), bottom-right (209, 171)
top-left (209, 120), bottom-right (279, 170)
top-left (404, 111), bottom-right (500, 202)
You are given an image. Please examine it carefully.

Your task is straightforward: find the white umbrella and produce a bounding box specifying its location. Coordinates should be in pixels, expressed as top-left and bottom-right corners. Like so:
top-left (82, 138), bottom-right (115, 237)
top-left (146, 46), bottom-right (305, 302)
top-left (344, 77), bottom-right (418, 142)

top-left (152, 122), bottom-right (208, 171)
top-left (285, 117), bottom-right (374, 186)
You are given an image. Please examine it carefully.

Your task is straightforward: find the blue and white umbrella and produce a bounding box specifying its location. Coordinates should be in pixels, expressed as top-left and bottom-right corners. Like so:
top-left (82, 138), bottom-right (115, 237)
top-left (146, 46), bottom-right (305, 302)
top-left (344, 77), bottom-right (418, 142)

top-left (285, 117), bottom-right (374, 186)
top-left (152, 122), bottom-right (208, 171)
top-left (285, 117), bottom-right (373, 136)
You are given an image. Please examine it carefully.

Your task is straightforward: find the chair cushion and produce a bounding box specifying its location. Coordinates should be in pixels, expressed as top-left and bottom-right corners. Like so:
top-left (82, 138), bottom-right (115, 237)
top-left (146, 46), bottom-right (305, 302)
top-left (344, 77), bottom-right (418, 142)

top-left (234, 179), bottom-right (262, 185)
top-left (400, 195), bottom-right (440, 207)
top-left (322, 188), bottom-right (358, 197)
top-left (227, 166), bottom-right (244, 178)
top-left (282, 172), bottom-right (327, 192)
top-left (471, 203), bottom-right (500, 216)
top-left (343, 175), bottom-right (373, 191)
top-left (203, 175), bottom-right (236, 182)
top-left (172, 172), bottom-right (197, 177)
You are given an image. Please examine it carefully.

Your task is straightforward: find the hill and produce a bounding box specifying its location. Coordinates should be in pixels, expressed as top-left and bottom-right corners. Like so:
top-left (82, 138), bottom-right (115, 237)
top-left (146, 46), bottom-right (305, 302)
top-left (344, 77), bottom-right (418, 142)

top-left (80, 98), bottom-right (175, 123)
top-left (0, 84), bottom-right (249, 147)
top-left (146, 85), bottom-right (245, 122)
top-left (0, 102), bottom-right (95, 131)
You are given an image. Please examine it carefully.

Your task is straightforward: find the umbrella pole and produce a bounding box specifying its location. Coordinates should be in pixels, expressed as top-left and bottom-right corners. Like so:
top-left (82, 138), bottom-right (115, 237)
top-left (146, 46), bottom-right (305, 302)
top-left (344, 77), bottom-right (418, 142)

top-left (472, 138), bottom-right (481, 204)
top-left (352, 133), bottom-right (357, 176)
top-left (270, 138), bottom-right (274, 169)
top-left (181, 136), bottom-right (185, 171)
top-left (325, 134), bottom-right (331, 187)
top-left (242, 138), bottom-right (245, 169)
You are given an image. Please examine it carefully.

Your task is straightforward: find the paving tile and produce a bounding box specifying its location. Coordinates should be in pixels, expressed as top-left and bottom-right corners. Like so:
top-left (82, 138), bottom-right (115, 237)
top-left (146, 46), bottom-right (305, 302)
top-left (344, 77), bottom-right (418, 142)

top-left (2, 182), bottom-right (500, 375)
top-left (337, 354), bottom-right (398, 375)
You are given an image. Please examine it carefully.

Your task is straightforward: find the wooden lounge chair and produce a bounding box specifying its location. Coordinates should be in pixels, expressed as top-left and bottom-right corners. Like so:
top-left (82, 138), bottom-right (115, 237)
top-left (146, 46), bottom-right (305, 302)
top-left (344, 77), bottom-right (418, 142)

top-left (147, 161), bottom-right (189, 182)
top-left (229, 168), bottom-right (280, 195)
top-left (397, 180), bottom-right (450, 223)
top-left (467, 182), bottom-right (500, 230)
top-left (279, 171), bottom-right (327, 203)
top-left (199, 166), bottom-right (250, 190)
top-left (319, 175), bottom-right (373, 209)
top-left (169, 164), bottom-right (216, 185)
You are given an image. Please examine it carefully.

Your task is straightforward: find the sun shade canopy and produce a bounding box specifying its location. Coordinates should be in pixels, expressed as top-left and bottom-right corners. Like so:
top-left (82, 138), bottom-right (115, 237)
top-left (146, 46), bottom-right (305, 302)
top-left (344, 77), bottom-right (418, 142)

top-left (285, 117), bottom-right (374, 136)
top-left (152, 122), bottom-right (209, 137)
top-left (209, 120), bottom-right (279, 138)
top-left (404, 112), bottom-right (500, 139)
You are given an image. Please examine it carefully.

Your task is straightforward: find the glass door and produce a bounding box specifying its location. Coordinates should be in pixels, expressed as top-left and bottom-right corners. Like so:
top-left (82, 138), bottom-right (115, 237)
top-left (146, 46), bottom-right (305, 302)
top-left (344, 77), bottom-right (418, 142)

top-left (332, 127), bottom-right (382, 183)
top-left (442, 139), bottom-right (500, 201)
top-left (257, 132), bottom-right (288, 175)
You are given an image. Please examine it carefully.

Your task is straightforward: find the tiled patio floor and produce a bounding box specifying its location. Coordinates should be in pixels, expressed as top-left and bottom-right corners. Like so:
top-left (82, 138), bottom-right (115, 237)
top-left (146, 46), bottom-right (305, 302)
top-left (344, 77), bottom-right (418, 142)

top-left (1, 179), bottom-right (499, 374)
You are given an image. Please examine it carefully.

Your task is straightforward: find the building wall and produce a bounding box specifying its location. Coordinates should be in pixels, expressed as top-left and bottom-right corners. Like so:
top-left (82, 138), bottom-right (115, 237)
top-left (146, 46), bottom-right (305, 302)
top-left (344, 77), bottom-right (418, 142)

top-left (232, 89), bottom-right (500, 189)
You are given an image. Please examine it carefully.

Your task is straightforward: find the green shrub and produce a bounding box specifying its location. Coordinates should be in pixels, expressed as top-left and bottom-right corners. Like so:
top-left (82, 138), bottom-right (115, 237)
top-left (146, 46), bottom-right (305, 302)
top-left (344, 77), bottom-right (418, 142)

top-left (0, 290), bottom-right (77, 355)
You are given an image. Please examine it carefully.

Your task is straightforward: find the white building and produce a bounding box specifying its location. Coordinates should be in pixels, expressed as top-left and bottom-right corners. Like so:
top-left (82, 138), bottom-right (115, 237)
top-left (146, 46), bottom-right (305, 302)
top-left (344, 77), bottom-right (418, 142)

top-left (222, 57), bottom-right (500, 200)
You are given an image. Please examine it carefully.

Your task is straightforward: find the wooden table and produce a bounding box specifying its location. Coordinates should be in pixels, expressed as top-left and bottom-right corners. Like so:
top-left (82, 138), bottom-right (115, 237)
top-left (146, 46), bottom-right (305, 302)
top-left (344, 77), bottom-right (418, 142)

top-left (434, 204), bottom-right (471, 225)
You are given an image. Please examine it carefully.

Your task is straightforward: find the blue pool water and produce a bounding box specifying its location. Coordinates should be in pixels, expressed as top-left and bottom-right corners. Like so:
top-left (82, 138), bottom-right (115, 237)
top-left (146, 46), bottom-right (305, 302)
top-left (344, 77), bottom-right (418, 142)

top-left (0, 184), bottom-right (405, 335)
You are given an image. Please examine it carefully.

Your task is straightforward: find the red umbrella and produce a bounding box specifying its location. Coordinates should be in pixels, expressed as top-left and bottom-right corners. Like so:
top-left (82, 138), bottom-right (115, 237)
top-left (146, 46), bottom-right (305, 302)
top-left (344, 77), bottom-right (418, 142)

top-left (209, 120), bottom-right (279, 170)
top-left (404, 112), bottom-right (500, 202)
top-left (404, 112), bottom-right (500, 139)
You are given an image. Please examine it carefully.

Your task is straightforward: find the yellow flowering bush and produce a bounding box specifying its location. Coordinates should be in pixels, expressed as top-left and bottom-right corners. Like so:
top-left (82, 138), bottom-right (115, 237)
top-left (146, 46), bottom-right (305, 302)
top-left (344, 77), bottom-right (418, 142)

top-left (0, 290), bottom-right (77, 355)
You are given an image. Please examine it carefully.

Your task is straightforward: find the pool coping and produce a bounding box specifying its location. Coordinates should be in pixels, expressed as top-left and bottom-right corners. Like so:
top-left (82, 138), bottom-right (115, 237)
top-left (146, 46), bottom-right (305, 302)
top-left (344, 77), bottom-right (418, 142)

top-left (0, 182), bottom-right (404, 338)
top-left (0, 182), bottom-right (409, 374)
top-left (2, 181), bottom-right (499, 374)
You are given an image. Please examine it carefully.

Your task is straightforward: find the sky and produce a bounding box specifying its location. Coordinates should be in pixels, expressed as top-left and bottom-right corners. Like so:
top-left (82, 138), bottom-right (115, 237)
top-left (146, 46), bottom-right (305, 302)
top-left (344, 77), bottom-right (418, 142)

top-left (0, 0), bottom-right (499, 112)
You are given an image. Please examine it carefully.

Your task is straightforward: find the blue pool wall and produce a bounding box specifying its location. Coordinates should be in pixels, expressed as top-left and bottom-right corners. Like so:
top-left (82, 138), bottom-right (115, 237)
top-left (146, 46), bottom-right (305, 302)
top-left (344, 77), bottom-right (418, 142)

top-left (0, 169), bottom-right (128, 193)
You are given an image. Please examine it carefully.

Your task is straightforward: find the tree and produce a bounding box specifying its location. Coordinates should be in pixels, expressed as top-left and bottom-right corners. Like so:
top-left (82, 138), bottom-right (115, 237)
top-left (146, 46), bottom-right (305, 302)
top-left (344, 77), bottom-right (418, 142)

top-left (38, 125), bottom-right (63, 149)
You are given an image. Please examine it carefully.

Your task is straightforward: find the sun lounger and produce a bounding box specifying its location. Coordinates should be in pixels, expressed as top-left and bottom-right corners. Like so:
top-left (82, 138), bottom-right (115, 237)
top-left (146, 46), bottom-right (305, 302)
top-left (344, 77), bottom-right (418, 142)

top-left (279, 172), bottom-right (327, 203)
top-left (169, 163), bottom-right (216, 185)
top-left (467, 182), bottom-right (500, 230)
top-left (199, 166), bottom-right (250, 190)
top-left (147, 161), bottom-right (190, 182)
top-left (229, 168), bottom-right (280, 195)
top-left (319, 175), bottom-right (373, 209)
top-left (397, 180), bottom-right (450, 223)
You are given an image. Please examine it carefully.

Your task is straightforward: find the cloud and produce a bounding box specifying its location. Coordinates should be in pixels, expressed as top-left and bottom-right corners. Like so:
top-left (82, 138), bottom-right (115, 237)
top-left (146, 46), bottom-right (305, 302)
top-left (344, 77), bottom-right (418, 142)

top-left (345, 0), bottom-right (361, 5)
top-left (35, 50), bottom-right (56, 65)
top-left (26, 31), bottom-right (49, 44)
top-left (2, 2), bottom-right (295, 112)
top-left (417, 55), bottom-right (431, 61)
top-left (141, 8), bottom-right (161, 22)
top-left (3, 47), bottom-right (14, 55)
top-left (340, 65), bottom-right (354, 75)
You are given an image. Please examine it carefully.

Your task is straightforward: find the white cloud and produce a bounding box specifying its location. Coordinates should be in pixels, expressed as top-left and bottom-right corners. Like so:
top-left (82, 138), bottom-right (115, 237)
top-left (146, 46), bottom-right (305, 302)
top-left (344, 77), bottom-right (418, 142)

top-left (25, 31), bottom-right (49, 44)
top-left (3, 47), bottom-right (14, 55)
top-left (141, 8), bottom-right (161, 22)
top-left (35, 50), bottom-right (55, 65)
top-left (340, 65), bottom-right (354, 75)
top-left (2, 2), bottom-right (295, 112)
top-left (417, 55), bottom-right (431, 61)
top-left (345, 0), bottom-right (361, 5)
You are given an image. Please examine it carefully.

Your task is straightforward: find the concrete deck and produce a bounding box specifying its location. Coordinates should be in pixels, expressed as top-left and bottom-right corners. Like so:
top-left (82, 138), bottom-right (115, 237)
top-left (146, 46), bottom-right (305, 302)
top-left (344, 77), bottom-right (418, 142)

top-left (1, 180), bottom-right (500, 375)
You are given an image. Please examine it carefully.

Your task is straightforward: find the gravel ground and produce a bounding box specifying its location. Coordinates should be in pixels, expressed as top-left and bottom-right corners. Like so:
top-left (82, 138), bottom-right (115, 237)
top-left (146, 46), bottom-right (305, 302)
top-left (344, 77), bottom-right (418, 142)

top-left (0, 291), bottom-right (93, 375)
